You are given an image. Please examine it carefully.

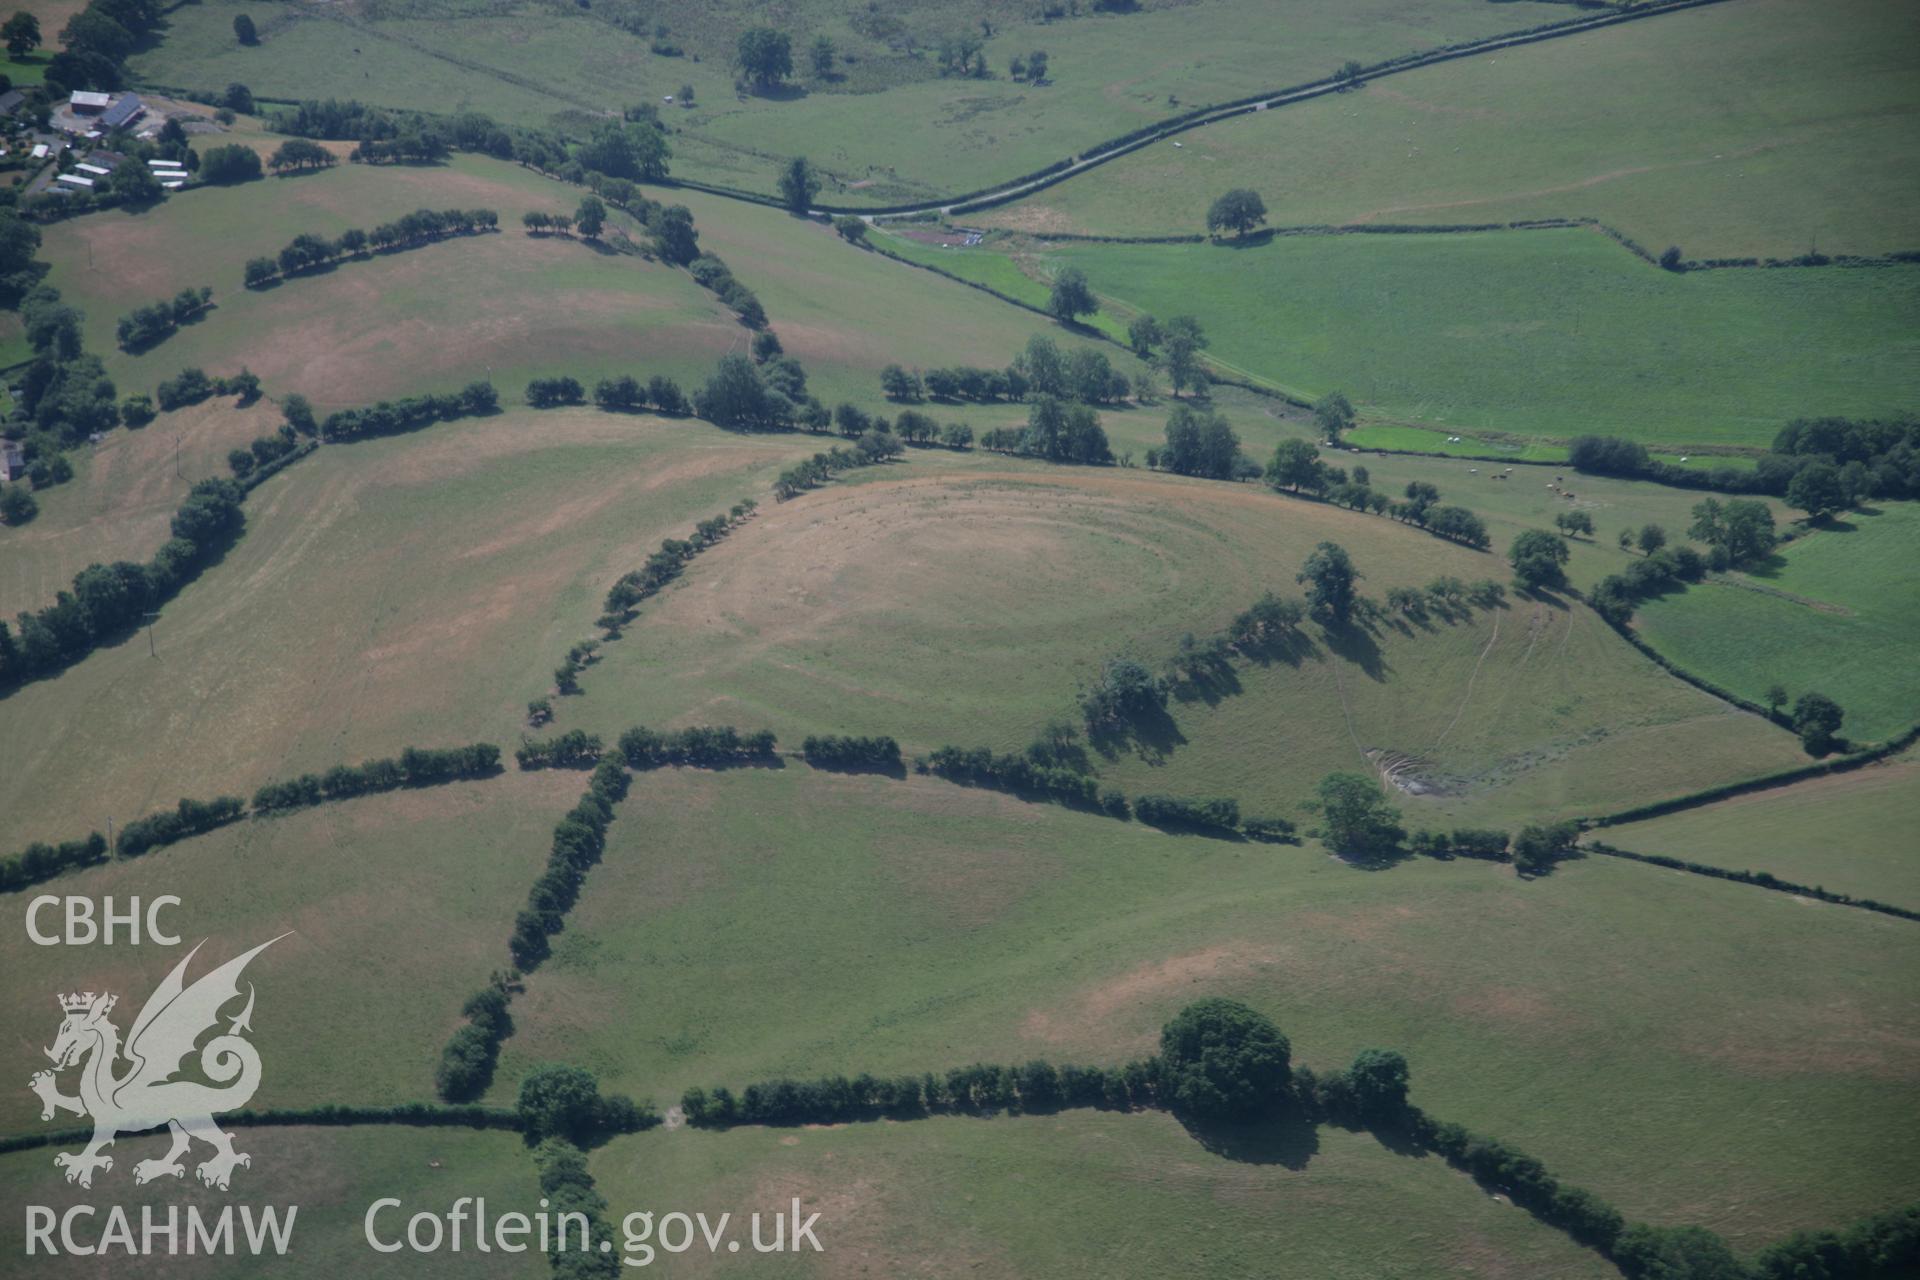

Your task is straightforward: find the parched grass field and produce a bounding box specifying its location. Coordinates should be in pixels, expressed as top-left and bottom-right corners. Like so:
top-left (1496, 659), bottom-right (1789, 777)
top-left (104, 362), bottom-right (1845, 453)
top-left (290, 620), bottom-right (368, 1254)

top-left (560, 461), bottom-right (1805, 824)
top-left (0, 1125), bottom-right (544, 1279)
top-left (0, 411), bottom-right (814, 848)
top-left (978, 0), bottom-right (1920, 259)
top-left (0, 770), bottom-right (580, 1133)
top-left (1633, 502), bottom-right (1920, 744)
top-left (591, 1113), bottom-right (1615, 1278)
top-left (502, 764), bottom-right (1920, 1250)
top-left (1600, 750), bottom-right (1920, 911)
top-left (1035, 229), bottom-right (1920, 449)
top-left (132, 0), bottom-right (1576, 203)
top-left (0, 396), bottom-right (284, 618)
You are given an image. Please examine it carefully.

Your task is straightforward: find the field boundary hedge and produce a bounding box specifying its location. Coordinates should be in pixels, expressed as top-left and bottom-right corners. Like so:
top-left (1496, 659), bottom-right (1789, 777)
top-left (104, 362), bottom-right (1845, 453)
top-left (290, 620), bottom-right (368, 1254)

top-left (1584, 722), bottom-right (1920, 828)
top-left (1, 745), bottom-right (503, 893)
top-left (1585, 840), bottom-right (1920, 921)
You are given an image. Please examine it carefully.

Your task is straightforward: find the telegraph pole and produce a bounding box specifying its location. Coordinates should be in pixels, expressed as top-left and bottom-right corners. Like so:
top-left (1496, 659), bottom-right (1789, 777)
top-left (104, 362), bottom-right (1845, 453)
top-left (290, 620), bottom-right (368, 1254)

top-left (173, 433), bottom-right (181, 477)
top-left (143, 611), bottom-right (160, 656)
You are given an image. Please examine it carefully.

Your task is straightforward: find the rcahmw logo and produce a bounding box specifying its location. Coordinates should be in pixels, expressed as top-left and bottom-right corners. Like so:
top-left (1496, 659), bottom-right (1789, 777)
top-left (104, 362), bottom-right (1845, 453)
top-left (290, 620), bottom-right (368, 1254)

top-left (23, 935), bottom-right (300, 1259)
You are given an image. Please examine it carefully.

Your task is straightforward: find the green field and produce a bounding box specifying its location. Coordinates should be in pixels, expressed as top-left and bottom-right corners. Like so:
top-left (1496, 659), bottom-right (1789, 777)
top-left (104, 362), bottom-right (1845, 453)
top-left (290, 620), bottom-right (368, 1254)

top-left (1601, 750), bottom-right (1920, 911)
top-left (0, 410), bottom-right (813, 848)
top-left (1634, 502), bottom-right (1920, 744)
top-left (0, 771), bottom-right (579, 1131)
top-left (590, 1113), bottom-right (1615, 1278)
top-left (1042, 228), bottom-right (1920, 448)
top-left (0, 1125), bottom-right (543, 1278)
top-left (131, 0), bottom-right (1576, 204)
top-left (978, 0), bottom-right (1920, 259)
top-left (499, 763), bottom-right (1920, 1249)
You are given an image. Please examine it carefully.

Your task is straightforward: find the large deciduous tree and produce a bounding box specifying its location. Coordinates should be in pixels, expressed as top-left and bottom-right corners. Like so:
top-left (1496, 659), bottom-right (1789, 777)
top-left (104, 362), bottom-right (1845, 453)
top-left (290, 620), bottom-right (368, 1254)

top-left (1206, 188), bottom-right (1267, 238)
top-left (1158, 999), bottom-right (1292, 1120)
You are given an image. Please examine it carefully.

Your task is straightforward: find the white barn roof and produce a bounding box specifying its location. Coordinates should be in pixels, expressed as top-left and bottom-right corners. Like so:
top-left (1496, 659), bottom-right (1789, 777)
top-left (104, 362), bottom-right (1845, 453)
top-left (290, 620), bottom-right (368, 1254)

top-left (70, 91), bottom-right (112, 109)
top-left (56, 173), bottom-right (95, 187)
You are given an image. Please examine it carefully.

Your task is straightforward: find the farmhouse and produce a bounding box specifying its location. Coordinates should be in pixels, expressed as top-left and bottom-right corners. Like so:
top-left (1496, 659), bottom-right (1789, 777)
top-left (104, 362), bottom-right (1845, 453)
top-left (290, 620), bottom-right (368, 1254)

top-left (0, 439), bottom-right (25, 482)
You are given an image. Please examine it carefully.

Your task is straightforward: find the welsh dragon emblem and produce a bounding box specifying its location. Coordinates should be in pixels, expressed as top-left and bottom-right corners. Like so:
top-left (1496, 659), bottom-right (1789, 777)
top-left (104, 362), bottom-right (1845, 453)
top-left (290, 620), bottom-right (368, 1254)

top-left (29, 936), bottom-right (286, 1190)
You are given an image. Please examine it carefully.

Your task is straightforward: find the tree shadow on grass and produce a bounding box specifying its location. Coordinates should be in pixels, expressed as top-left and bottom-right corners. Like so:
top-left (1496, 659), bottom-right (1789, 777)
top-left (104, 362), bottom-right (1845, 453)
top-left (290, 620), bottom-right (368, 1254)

top-left (1175, 1106), bottom-right (1320, 1170)
top-left (1089, 702), bottom-right (1187, 764)
top-left (1320, 620), bottom-right (1390, 682)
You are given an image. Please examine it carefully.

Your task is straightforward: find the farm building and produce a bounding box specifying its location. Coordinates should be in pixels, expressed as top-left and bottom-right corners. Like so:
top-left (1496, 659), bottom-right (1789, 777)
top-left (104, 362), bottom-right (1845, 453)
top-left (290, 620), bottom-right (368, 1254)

top-left (99, 95), bottom-right (145, 130)
top-left (55, 173), bottom-right (94, 189)
top-left (75, 162), bottom-right (111, 177)
top-left (0, 440), bottom-right (25, 483)
top-left (0, 90), bottom-right (24, 117)
top-left (69, 91), bottom-right (112, 114)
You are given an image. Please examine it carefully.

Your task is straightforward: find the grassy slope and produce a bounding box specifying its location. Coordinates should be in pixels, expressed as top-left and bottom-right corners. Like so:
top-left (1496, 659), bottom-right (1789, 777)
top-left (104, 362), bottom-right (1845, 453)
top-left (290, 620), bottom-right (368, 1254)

top-left (0, 1126), bottom-right (544, 1278)
top-left (503, 764), bottom-right (1920, 1250)
top-left (131, 0), bottom-right (1574, 202)
top-left (978, 0), bottom-right (1920, 258)
top-left (1633, 502), bottom-right (1920, 743)
top-left (1601, 750), bottom-right (1920, 910)
top-left (0, 411), bottom-right (813, 848)
top-left (1045, 229), bottom-right (1920, 448)
top-left (0, 771), bottom-right (579, 1132)
top-left (560, 459), bottom-right (1804, 825)
top-left (591, 1114), bottom-right (1615, 1279)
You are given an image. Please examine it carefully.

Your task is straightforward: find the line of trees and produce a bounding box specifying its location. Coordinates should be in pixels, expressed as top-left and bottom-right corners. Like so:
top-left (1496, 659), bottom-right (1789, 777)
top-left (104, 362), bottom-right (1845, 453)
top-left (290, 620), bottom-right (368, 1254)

top-left (251, 744), bottom-right (501, 812)
top-left (525, 376), bottom-right (583, 408)
top-left (509, 756), bottom-right (630, 969)
top-left (349, 134), bottom-right (451, 165)
top-left (224, 428), bottom-right (304, 481)
top-left (618, 725), bottom-right (778, 769)
top-left (922, 743), bottom-right (1115, 813)
top-left (601, 501), bottom-right (755, 626)
top-left (773, 437), bottom-right (900, 500)
top-left (115, 286), bottom-right (212, 351)
top-left (0, 833), bottom-right (108, 894)
top-left (1132, 794), bottom-right (1242, 833)
top-left (315, 382), bottom-right (499, 441)
top-left (155, 365), bottom-right (258, 411)
top-left (7, 280), bottom-right (114, 522)
top-left (687, 252), bottom-right (767, 329)
top-left (1268, 439), bottom-right (1491, 548)
top-left (0, 476), bottom-right (245, 690)
top-left (696, 353), bottom-right (825, 432)
top-left (980, 394), bottom-right (1112, 464)
top-left (118, 795), bottom-right (246, 857)
top-left (244, 208), bottom-right (497, 287)
top-left (591, 373), bottom-right (688, 416)
top-left (1571, 418), bottom-right (1920, 505)
top-left (801, 735), bottom-right (902, 771)
top-left (436, 972), bottom-right (516, 1103)
top-left (515, 730), bottom-right (604, 771)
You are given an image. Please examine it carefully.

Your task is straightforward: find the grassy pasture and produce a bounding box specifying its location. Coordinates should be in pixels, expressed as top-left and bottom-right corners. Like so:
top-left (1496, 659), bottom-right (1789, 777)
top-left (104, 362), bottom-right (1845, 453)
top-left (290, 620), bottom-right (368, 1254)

top-left (131, 0), bottom-right (1576, 202)
top-left (559, 460), bottom-right (1805, 825)
top-left (0, 1125), bottom-right (544, 1278)
top-left (34, 158), bottom-right (1126, 417)
top-left (503, 764), bottom-right (1920, 1249)
top-left (1633, 502), bottom-right (1920, 744)
top-left (1043, 229), bottom-right (1920, 448)
top-left (558, 460), bottom-right (1508, 747)
top-left (978, 0), bottom-right (1920, 259)
top-left (0, 770), bottom-right (580, 1133)
top-left (1600, 750), bottom-right (1920, 911)
top-left (590, 1113), bottom-right (1615, 1278)
top-left (0, 411), bottom-right (814, 848)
